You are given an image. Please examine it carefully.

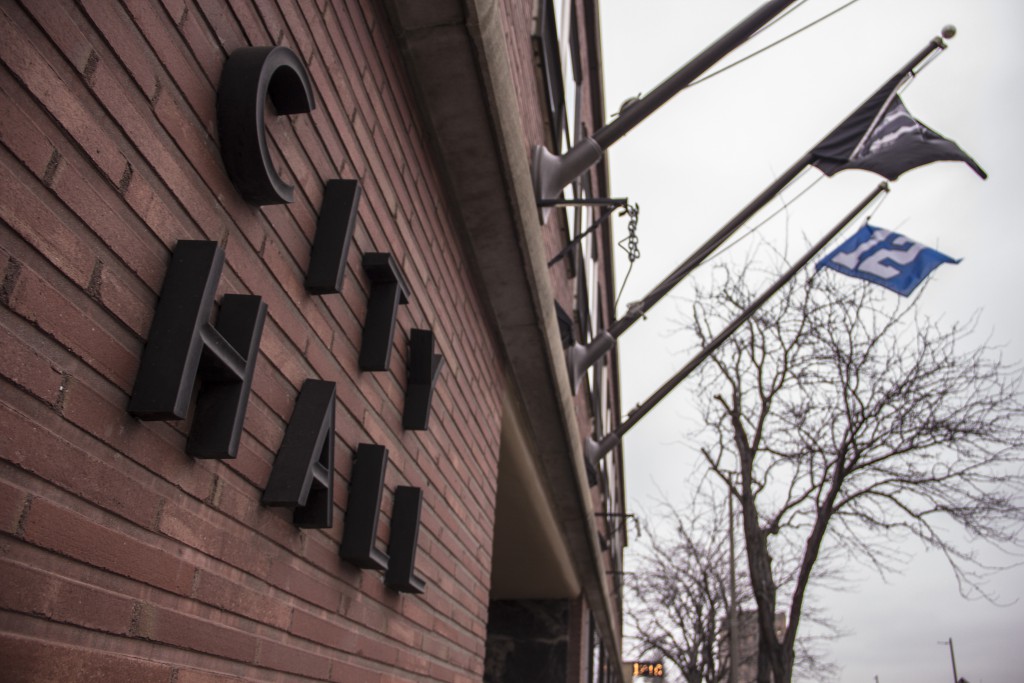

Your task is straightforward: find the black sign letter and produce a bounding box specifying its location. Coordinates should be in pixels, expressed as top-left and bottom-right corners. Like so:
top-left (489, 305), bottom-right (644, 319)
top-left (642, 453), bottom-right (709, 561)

top-left (385, 486), bottom-right (426, 594)
top-left (339, 443), bottom-right (390, 570)
top-left (359, 253), bottom-right (410, 371)
top-left (403, 329), bottom-right (444, 430)
top-left (217, 46), bottom-right (315, 205)
top-left (128, 241), bottom-right (266, 460)
top-left (262, 380), bottom-right (336, 528)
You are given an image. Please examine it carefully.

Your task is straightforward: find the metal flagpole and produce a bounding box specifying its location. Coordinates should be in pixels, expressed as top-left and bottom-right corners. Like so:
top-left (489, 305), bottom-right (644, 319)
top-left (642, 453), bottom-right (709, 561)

top-left (566, 30), bottom-right (952, 393)
top-left (582, 182), bottom-right (890, 473)
top-left (532, 0), bottom-right (801, 209)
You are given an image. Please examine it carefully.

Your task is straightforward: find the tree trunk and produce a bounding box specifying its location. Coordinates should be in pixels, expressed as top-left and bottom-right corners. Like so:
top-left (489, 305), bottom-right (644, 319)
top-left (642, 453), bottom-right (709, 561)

top-left (729, 406), bottom-right (787, 682)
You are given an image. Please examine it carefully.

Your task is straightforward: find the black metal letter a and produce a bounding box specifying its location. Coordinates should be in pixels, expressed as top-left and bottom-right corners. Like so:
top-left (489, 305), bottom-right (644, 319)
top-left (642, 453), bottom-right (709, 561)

top-left (261, 380), bottom-right (336, 528)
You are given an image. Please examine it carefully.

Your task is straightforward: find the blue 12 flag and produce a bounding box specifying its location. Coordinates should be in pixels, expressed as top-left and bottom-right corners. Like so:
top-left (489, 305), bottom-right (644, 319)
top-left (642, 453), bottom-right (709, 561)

top-left (816, 225), bottom-right (960, 296)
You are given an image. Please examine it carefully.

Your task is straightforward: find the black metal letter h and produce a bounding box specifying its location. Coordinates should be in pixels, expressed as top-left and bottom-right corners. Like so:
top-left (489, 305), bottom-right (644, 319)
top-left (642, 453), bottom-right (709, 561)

top-left (128, 241), bottom-right (267, 460)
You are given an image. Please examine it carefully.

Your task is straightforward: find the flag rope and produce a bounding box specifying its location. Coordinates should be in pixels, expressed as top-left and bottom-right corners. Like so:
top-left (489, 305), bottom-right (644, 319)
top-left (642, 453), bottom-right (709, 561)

top-left (685, 0), bottom-right (866, 90)
top-left (619, 169), bottom-right (823, 316)
top-left (849, 71), bottom-right (918, 160)
top-left (752, 0), bottom-right (812, 37)
top-left (614, 203), bottom-right (643, 309)
top-left (706, 172), bottom-right (825, 266)
top-left (612, 32), bottom-right (953, 336)
top-left (846, 43), bottom-right (948, 161)
top-left (583, 183), bottom-right (891, 470)
top-left (808, 186), bottom-right (892, 286)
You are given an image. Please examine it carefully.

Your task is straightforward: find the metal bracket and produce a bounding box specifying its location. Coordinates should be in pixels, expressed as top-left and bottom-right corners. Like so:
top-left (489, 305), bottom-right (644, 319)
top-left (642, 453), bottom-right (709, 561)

top-left (583, 432), bottom-right (620, 487)
top-left (536, 197), bottom-right (630, 208)
top-left (595, 511), bottom-right (640, 540)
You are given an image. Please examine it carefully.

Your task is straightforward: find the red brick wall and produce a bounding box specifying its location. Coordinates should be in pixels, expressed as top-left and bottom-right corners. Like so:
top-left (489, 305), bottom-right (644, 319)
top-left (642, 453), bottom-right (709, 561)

top-left (0, 1), bottom-right (507, 680)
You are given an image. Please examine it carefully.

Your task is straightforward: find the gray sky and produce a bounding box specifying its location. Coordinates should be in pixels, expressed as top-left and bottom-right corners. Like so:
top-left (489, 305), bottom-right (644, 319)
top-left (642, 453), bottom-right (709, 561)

top-left (597, 1), bottom-right (1024, 681)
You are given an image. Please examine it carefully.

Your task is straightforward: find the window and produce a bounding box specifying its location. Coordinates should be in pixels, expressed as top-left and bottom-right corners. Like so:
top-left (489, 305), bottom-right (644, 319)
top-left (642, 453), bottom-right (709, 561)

top-left (588, 615), bottom-right (603, 683)
top-left (537, 0), bottom-right (583, 154)
top-left (537, 0), bottom-right (567, 153)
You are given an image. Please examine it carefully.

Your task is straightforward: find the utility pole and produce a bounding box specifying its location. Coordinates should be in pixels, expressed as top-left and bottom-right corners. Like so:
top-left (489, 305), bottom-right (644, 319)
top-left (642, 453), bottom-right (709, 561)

top-left (939, 638), bottom-right (959, 683)
top-left (948, 638), bottom-right (959, 683)
top-left (728, 472), bottom-right (739, 683)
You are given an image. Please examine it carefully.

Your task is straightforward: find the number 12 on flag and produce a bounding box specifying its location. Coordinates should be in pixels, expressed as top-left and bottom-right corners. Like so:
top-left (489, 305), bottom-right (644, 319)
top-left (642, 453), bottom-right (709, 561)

top-left (816, 224), bottom-right (960, 296)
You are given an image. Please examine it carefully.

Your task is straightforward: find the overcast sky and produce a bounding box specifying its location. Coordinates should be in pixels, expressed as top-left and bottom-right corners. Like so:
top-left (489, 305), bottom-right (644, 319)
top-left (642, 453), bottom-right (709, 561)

top-left (597, 1), bottom-right (1024, 681)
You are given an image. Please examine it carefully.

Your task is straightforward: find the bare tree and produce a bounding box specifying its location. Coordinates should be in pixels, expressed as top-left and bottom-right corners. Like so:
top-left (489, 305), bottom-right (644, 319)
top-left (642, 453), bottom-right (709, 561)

top-left (626, 492), bottom-right (745, 683)
top-left (626, 490), bottom-right (838, 683)
top-left (687, 259), bottom-right (1024, 683)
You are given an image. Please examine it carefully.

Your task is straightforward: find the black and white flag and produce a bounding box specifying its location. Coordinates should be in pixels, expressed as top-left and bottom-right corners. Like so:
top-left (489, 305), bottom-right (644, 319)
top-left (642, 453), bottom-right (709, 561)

top-left (811, 75), bottom-right (987, 181)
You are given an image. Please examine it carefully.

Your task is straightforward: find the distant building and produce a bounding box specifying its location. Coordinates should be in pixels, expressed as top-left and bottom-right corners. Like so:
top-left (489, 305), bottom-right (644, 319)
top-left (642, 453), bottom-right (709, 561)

top-left (721, 611), bottom-right (787, 683)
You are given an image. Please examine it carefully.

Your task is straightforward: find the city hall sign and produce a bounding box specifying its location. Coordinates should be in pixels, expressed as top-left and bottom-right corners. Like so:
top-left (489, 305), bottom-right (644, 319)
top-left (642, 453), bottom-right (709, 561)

top-left (128, 46), bottom-right (442, 595)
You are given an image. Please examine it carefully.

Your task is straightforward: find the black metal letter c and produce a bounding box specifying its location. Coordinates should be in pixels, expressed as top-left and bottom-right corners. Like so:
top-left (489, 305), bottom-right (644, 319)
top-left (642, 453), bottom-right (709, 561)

top-left (217, 46), bottom-right (315, 205)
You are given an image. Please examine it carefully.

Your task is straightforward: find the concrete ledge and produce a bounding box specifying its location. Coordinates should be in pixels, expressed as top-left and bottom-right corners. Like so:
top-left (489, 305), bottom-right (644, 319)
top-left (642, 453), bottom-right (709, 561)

top-left (381, 0), bottom-right (622, 672)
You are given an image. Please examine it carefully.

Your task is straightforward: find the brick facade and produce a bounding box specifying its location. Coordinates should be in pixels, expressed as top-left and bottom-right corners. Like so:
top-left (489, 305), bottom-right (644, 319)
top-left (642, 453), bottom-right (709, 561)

top-left (0, 1), bottom-right (624, 681)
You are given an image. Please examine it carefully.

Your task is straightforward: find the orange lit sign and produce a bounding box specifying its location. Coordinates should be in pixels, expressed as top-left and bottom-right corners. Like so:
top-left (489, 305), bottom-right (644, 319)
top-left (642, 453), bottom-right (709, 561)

top-left (632, 661), bottom-right (664, 678)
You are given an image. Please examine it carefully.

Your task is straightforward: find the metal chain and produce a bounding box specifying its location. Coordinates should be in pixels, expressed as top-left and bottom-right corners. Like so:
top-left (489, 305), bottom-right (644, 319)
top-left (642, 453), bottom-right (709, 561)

top-left (616, 202), bottom-right (640, 264)
top-left (614, 202), bottom-right (640, 309)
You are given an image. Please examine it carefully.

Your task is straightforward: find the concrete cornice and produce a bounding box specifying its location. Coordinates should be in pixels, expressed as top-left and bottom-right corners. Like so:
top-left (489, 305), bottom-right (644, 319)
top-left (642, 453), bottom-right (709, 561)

top-left (379, 0), bottom-right (623, 674)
